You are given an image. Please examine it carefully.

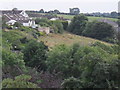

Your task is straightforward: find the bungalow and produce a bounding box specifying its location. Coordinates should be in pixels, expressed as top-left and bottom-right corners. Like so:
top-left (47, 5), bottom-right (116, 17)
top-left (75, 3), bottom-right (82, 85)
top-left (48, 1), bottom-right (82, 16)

top-left (2, 8), bottom-right (36, 28)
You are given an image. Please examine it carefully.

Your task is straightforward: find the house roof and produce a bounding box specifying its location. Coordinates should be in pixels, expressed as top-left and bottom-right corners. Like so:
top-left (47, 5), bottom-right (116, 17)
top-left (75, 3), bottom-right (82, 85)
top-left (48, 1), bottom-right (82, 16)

top-left (2, 10), bottom-right (30, 24)
top-left (2, 10), bottom-right (22, 14)
top-left (98, 19), bottom-right (118, 31)
top-left (98, 19), bottom-right (118, 27)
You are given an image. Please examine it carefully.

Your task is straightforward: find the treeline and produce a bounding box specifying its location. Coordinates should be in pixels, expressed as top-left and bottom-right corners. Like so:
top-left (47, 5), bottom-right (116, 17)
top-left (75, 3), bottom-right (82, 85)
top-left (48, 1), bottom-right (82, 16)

top-left (26, 9), bottom-right (118, 18)
top-left (85, 12), bottom-right (118, 18)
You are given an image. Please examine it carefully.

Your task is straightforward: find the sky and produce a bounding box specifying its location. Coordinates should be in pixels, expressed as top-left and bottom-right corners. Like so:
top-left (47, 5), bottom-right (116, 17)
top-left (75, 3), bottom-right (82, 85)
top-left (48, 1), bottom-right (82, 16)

top-left (0, 0), bottom-right (119, 13)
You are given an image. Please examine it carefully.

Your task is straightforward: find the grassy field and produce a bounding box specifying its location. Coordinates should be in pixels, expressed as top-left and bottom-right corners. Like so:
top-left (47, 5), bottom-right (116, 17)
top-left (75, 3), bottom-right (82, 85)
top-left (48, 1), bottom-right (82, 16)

top-left (57, 14), bottom-right (118, 22)
top-left (38, 32), bottom-right (112, 48)
top-left (28, 12), bottom-right (118, 22)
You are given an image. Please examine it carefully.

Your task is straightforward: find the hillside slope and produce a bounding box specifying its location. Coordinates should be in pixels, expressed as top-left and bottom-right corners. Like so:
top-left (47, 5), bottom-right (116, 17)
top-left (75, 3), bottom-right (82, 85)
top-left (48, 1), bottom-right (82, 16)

top-left (38, 32), bottom-right (112, 48)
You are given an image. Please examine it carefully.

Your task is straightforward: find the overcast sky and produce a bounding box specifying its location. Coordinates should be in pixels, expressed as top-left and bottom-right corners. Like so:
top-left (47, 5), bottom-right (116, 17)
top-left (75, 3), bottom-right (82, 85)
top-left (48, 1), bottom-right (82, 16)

top-left (0, 0), bottom-right (119, 13)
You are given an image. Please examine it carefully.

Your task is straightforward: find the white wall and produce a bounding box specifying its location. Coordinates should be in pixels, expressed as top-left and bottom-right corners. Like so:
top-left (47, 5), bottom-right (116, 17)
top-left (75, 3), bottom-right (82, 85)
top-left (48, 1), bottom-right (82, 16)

top-left (20, 11), bottom-right (29, 17)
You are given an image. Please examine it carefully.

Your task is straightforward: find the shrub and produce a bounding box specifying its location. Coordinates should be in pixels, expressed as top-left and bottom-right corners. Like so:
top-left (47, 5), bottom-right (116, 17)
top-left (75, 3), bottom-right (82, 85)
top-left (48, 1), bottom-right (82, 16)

top-left (61, 77), bottom-right (82, 88)
top-left (2, 49), bottom-right (25, 69)
top-left (46, 44), bottom-right (82, 78)
top-left (2, 74), bottom-right (38, 88)
top-left (91, 42), bottom-right (114, 54)
top-left (35, 18), bottom-right (50, 25)
top-left (50, 20), bottom-right (64, 34)
top-left (61, 21), bottom-right (68, 30)
top-left (23, 40), bottom-right (48, 71)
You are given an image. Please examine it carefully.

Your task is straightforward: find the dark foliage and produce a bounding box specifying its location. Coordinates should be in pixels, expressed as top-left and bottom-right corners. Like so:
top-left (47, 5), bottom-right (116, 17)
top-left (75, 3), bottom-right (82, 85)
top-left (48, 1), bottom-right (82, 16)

top-left (23, 40), bottom-right (48, 71)
top-left (67, 14), bottom-right (88, 35)
top-left (82, 21), bottom-right (115, 40)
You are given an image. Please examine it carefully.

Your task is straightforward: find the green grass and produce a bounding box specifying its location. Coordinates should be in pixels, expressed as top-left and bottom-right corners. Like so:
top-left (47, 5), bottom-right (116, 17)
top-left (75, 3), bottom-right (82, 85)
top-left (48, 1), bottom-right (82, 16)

top-left (3, 29), bottom-right (112, 50)
top-left (87, 16), bottom-right (118, 22)
top-left (57, 14), bottom-right (74, 20)
top-left (57, 14), bottom-right (118, 22)
top-left (38, 32), bottom-right (112, 48)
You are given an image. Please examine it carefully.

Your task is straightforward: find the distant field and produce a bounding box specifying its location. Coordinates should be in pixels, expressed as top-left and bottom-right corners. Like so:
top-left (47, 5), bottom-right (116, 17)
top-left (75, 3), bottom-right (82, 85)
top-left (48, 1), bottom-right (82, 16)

top-left (38, 32), bottom-right (112, 48)
top-left (28, 13), bottom-right (118, 22)
top-left (57, 14), bottom-right (118, 22)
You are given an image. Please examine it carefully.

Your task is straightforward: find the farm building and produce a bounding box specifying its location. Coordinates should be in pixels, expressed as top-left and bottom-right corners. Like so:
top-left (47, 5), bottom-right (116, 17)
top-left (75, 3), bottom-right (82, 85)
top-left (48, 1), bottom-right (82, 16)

top-left (38, 27), bottom-right (50, 34)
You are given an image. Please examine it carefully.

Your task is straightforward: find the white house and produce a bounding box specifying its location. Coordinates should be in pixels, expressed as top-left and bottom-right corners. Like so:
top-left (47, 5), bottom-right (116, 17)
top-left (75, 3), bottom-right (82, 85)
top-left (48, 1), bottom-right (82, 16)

top-left (6, 20), bottom-right (17, 25)
top-left (2, 8), bottom-right (37, 28)
top-left (20, 11), bottom-right (29, 17)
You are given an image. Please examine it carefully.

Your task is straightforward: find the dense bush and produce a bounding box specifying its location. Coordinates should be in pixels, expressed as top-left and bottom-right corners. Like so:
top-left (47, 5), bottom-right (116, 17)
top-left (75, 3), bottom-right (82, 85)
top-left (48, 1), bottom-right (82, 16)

top-left (82, 21), bottom-right (115, 41)
top-left (2, 74), bottom-right (38, 88)
top-left (2, 49), bottom-right (25, 69)
top-left (2, 48), bottom-right (26, 78)
top-left (46, 42), bottom-right (119, 88)
top-left (35, 18), bottom-right (51, 26)
top-left (2, 31), bottom-right (26, 50)
top-left (19, 26), bottom-right (33, 32)
top-left (61, 20), bottom-right (68, 30)
top-left (23, 40), bottom-right (48, 71)
top-left (50, 20), bottom-right (64, 34)
top-left (61, 77), bottom-right (82, 88)
top-left (35, 18), bottom-right (64, 34)
top-left (91, 42), bottom-right (115, 54)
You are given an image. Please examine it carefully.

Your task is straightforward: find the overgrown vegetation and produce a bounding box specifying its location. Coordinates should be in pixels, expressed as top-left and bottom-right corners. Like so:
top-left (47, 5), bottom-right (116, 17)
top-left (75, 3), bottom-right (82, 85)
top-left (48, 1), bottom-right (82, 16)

top-left (82, 21), bottom-right (115, 41)
top-left (2, 13), bottom-right (120, 89)
top-left (67, 14), bottom-right (88, 35)
top-left (2, 30), bottom-right (120, 88)
top-left (35, 18), bottom-right (64, 33)
top-left (67, 14), bottom-right (116, 43)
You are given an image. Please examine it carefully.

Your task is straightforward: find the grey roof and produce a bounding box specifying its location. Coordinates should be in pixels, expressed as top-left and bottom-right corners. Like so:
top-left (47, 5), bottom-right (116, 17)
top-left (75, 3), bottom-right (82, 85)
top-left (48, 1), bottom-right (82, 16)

top-left (98, 19), bottom-right (118, 27)
top-left (98, 19), bottom-right (118, 31)
top-left (2, 10), bottom-right (22, 14)
top-left (2, 10), bottom-right (30, 24)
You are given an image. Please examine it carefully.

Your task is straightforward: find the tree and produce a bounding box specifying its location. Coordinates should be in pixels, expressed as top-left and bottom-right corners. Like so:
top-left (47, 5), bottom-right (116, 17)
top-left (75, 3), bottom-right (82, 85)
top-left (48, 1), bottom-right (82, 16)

top-left (67, 14), bottom-right (88, 35)
top-left (111, 12), bottom-right (118, 18)
top-left (61, 20), bottom-right (68, 30)
top-left (46, 44), bottom-right (82, 78)
top-left (51, 20), bottom-right (64, 34)
top-left (53, 9), bottom-right (60, 14)
top-left (23, 40), bottom-right (48, 71)
top-left (39, 9), bottom-right (44, 13)
top-left (35, 18), bottom-right (49, 25)
top-left (2, 48), bottom-right (26, 78)
top-left (2, 49), bottom-right (25, 69)
top-left (82, 21), bottom-right (115, 40)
